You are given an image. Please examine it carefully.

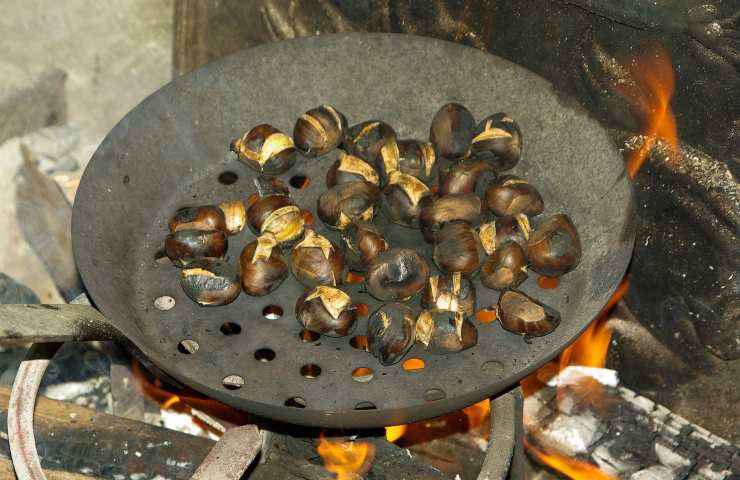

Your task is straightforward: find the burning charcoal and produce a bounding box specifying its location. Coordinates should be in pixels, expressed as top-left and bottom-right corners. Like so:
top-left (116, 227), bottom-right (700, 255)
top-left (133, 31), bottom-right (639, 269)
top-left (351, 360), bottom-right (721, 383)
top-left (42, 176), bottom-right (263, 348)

top-left (367, 303), bottom-right (416, 366)
top-left (342, 120), bottom-right (397, 163)
top-left (433, 221), bottom-right (485, 275)
top-left (528, 214), bottom-right (581, 277)
top-left (485, 175), bottom-right (544, 217)
top-left (366, 248), bottom-right (430, 301)
top-left (165, 229), bottom-right (227, 267)
top-left (295, 286), bottom-right (356, 337)
top-left (341, 221), bottom-right (389, 271)
top-left (416, 309), bottom-right (478, 354)
top-left (169, 206), bottom-right (226, 233)
top-left (429, 102), bottom-right (476, 160)
top-left (231, 124), bottom-right (296, 174)
top-left (239, 233), bottom-right (288, 296)
top-left (471, 113), bottom-right (522, 171)
top-left (180, 259), bottom-right (240, 306)
top-left (480, 242), bottom-right (529, 290)
top-left (438, 157), bottom-right (497, 196)
top-left (290, 229), bottom-right (345, 287)
top-left (326, 151), bottom-right (380, 187)
top-left (317, 180), bottom-right (380, 230)
top-left (419, 192), bottom-right (482, 243)
top-left (421, 272), bottom-right (476, 318)
top-left (381, 171), bottom-right (432, 228)
top-left (218, 199), bottom-right (248, 235)
top-left (247, 182), bottom-right (304, 245)
top-left (397, 139), bottom-right (437, 184)
top-left (496, 289), bottom-right (560, 337)
top-left (293, 104), bottom-right (347, 156)
top-left (478, 214), bottom-right (531, 254)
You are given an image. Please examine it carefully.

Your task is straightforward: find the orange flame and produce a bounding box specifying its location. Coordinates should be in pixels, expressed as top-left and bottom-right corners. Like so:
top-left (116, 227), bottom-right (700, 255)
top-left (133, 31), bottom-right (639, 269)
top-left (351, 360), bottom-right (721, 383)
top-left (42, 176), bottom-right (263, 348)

top-left (385, 399), bottom-right (490, 444)
top-left (525, 439), bottom-right (618, 480)
top-left (317, 434), bottom-right (375, 480)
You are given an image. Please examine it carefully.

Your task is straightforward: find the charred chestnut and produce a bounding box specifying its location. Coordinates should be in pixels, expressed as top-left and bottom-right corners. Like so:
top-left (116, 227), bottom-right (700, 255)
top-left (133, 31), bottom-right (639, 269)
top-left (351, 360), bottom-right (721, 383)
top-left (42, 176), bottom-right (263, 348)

top-left (341, 222), bottom-right (389, 270)
top-left (367, 303), bottom-right (416, 366)
top-left (165, 229), bottom-right (227, 267)
top-left (295, 286), bottom-right (356, 337)
top-left (293, 104), bottom-right (347, 156)
top-left (366, 248), bottom-right (430, 301)
top-left (484, 175), bottom-right (544, 217)
top-left (496, 289), bottom-right (560, 337)
top-left (471, 113), bottom-right (522, 171)
top-left (317, 180), bottom-right (380, 230)
top-left (290, 229), bottom-right (345, 287)
top-left (218, 200), bottom-right (247, 235)
top-left (527, 214), bottom-right (581, 277)
top-left (239, 233), bottom-right (288, 296)
top-left (396, 140), bottom-right (437, 184)
top-left (247, 194), bottom-right (304, 245)
top-left (421, 272), bottom-right (476, 318)
top-left (169, 206), bottom-right (226, 233)
top-left (429, 103), bottom-right (476, 160)
top-left (415, 309), bottom-right (478, 354)
top-left (433, 221), bottom-right (485, 274)
top-left (326, 151), bottom-right (379, 187)
top-left (438, 158), bottom-right (497, 197)
top-left (478, 214), bottom-right (531, 254)
top-left (381, 171), bottom-right (432, 228)
top-left (343, 120), bottom-right (397, 163)
top-left (181, 259), bottom-right (240, 306)
top-left (419, 193), bottom-right (482, 243)
top-left (231, 124), bottom-right (296, 175)
top-left (480, 242), bottom-right (528, 290)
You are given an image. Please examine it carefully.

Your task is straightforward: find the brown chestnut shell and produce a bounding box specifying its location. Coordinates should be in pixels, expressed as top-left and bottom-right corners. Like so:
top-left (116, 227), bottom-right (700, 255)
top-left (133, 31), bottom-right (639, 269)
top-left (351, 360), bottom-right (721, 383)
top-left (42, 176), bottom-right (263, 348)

top-left (247, 194), bottom-right (305, 245)
top-left (480, 241), bottom-right (529, 291)
top-left (527, 214), bottom-right (582, 277)
top-left (429, 103), bottom-right (476, 160)
top-left (317, 180), bottom-right (380, 230)
top-left (326, 151), bottom-right (379, 187)
top-left (181, 259), bottom-right (240, 306)
top-left (239, 234), bottom-right (288, 296)
top-left (367, 303), bottom-right (416, 366)
top-left (420, 272), bottom-right (476, 318)
top-left (290, 229), bottom-right (345, 287)
top-left (471, 113), bottom-right (522, 171)
top-left (381, 171), bottom-right (432, 228)
top-left (169, 206), bottom-right (226, 233)
top-left (343, 120), bottom-right (397, 163)
top-left (397, 139), bottom-right (437, 184)
top-left (433, 221), bottom-right (485, 274)
top-left (295, 286), bottom-right (356, 337)
top-left (478, 214), bottom-right (531, 254)
top-left (165, 229), bottom-right (227, 267)
top-left (341, 222), bottom-right (389, 270)
top-left (293, 104), bottom-right (347, 156)
top-left (365, 248), bottom-right (431, 301)
top-left (419, 193), bottom-right (482, 243)
top-left (231, 124), bottom-right (296, 175)
top-left (415, 309), bottom-right (478, 354)
top-left (484, 175), bottom-right (544, 217)
top-left (438, 158), bottom-right (497, 197)
top-left (496, 289), bottom-right (560, 337)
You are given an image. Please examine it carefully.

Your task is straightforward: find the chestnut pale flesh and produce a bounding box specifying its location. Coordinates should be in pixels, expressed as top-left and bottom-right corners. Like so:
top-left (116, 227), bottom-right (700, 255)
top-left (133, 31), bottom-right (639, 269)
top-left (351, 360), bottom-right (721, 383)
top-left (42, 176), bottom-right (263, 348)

top-left (496, 289), bottom-right (560, 337)
top-left (231, 124), bottom-right (296, 174)
top-left (415, 309), bottom-right (478, 354)
top-left (421, 272), bottom-right (476, 318)
top-left (326, 151), bottom-right (380, 187)
top-left (381, 171), bottom-right (432, 228)
top-left (478, 214), bottom-right (531, 254)
top-left (397, 139), bottom-right (437, 184)
top-left (181, 259), bottom-right (240, 306)
top-left (247, 194), bottom-right (305, 245)
top-left (367, 302), bottom-right (416, 366)
top-left (343, 120), bottom-right (397, 163)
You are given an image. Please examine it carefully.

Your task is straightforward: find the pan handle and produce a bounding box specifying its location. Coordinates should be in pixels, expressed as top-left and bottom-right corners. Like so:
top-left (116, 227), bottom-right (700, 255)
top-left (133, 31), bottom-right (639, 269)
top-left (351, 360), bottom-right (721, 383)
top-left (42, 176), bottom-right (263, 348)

top-left (0, 304), bottom-right (119, 343)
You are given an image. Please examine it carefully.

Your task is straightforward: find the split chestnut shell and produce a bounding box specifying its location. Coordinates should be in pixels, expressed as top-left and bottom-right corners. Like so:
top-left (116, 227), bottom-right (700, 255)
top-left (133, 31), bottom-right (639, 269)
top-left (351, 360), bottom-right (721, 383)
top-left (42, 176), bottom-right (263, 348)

top-left (527, 214), bottom-right (581, 277)
top-left (478, 214), bottom-right (531, 254)
top-left (415, 309), bottom-right (478, 354)
top-left (484, 175), bottom-right (544, 217)
top-left (181, 259), bottom-right (240, 306)
top-left (419, 193), bottom-right (482, 243)
top-left (429, 103), bottom-right (476, 160)
top-left (438, 158), bottom-right (497, 197)
top-left (496, 289), bottom-right (560, 337)
top-left (247, 194), bottom-right (305, 245)
top-left (239, 233), bottom-right (288, 296)
top-left (169, 206), bottom-right (226, 233)
top-left (433, 221), bottom-right (485, 274)
top-left (326, 151), bottom-right (380, 187)
top-left (295, 286), bottom-right (356, 337)
top-left (343, 120), bottom-right (397, 163)
top-left (290, 229), bottom-right (345, 287)
top-left (420, 272), bottom-right (476, 318)
top-left (218, 200), bottom-right (248, 235)
top-left (367, 303), bottom-right (416, 366)
top-left (365, 248), bottom-right (430, 301)
top-left (317, 180), bottom-right (380, 230)
top-left (381, 171), bottom-right (432, 228)
top-left (480, 241), bottom-right (529, 291)
top-left (165, 229), bottom-right (227, 267)
top-left (293, 104), bottom-right (347, 156)
top-left (231, 124), bottom-right (296, 175)
top-left (397, 139), bottom-right (437, 184)
top-left (341, 222), bottom-right (389, 270)
top-left (471, 113), bottom-right (522, 171)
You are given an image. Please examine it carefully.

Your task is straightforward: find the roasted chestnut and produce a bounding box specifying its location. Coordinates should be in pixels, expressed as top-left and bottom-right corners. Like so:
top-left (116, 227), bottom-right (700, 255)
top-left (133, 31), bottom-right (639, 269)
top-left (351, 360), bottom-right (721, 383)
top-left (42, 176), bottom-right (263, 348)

top-left (527, 214), bottom-right (581, 277)
top-left (366, 248), bottom-right (430, 301)
top-left (429, 102), bottom-right (476, 160)
top-left (181, 259), bottom-right (240, 306)
top-left (317, 180), bottom-right (380, 230)
top-left (478, 214), bottom-right (531, 254)
top-left (496, 289), bottom-right (560, 337)
top-left (367, 303), bottom-right (416, 366)
top-left (480, 241), bottom-right (529, 290)
top-left (293, 104), bottom-right (347, 156)
top-left (169, 206), bottom-right (226, 233)
top-left (381, 171), bottom-right (432, 228)
top-left (415, 309), bottom-right (478, 354)
top-left (421, 272), bottom-right (476, 318)
top-left (484, 175), bottom-right (544, 217)
top-left (218, 199), bottom-right (247, 235)
top-left (343, 120), bottom-right (397, 163)
top-left (375, 140), bottom-right (400, 184)
top-left (438, 158), bottom-right (497, 197)
top-left (231, 124), bottom-right (296, 175)
top-left (471, 113), bottom-right (522, 171)
top-left (295, 286), bottom-right (356, 337)
top-left (433, 221), bottom-right (485, 274)
top-left (326, 151), bottom-right (379, 187)
top-left (290, 229), bottom-right (345, 287)
top-left (419, 193), bottom-right (482, 243)
top-left (247, 193), bottom-right (304, 245)
top-left (165, 229), bottom-right (227, 267)
top-left (341, 222), bottom-right (389, 270)
top-left (239, 233), bottom-right (288, 296)
top-left (397, 139), bottom-right (437, 184)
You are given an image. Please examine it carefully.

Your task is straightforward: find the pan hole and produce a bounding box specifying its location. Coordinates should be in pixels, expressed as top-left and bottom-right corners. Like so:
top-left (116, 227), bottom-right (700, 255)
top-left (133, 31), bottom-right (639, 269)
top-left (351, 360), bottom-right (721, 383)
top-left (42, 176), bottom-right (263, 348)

top-left (154, 296), bottom-right (176, 311)
top-left (263, 305), bottom-right (283, 320)
top-left (345, 272), bottom-right (365, 284)
top-left (349, 335), bottom-right (369, 351)
top-left (300, 329), bottom-right (320, 342)
top-left (177, 339), bottom-right (199, 354)
top-left (248, 193), bottom-right (259, 205)
top-left (285, 396), bottom-right (306, 408)
top-left (475, 308), bottom-right (497, 324)
top-left (289, 175), bottom-right (311, 189)
top-left (537, 276), bottom-right (560, 289)
top-left (424, 388), bottom-right (446, 402)
top-left (302, 211), bottom-right (314, 225)
top-left (220, 322), bottom-right (241, 336)
top-left (300, 364), bottom-right (321, 378)
top-left (352, 367), bottom-right (374, 383)
top-left (254, 348), bottom-right (276, 362)
top-left (222, 375), bottom-right (244, 390)
top-left (402, 358), bottom-right (425, 371)
top-left (122, 175), bottom-right (130, 185)
top-left (218, 171), bottom-right (239, 185)
top-left (354, 402), bottom-right (376, 410)
top-left (480, 360), bottom-right (504, 376)
top-left (355, 303), bottom-right (369, 316)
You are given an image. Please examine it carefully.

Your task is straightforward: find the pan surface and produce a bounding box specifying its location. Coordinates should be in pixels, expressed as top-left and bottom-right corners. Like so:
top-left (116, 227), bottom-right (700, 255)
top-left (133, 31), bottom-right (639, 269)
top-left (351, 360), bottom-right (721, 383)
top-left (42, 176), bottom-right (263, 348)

top-left (72, 33), bottom-right (634, 428)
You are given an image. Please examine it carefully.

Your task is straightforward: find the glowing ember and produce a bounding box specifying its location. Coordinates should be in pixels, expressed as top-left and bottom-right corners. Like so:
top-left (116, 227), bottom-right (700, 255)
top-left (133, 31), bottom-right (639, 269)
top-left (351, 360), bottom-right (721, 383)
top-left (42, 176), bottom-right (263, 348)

top-left (385, 425), bottom-right (407, 443)
top-left (317, 434), bottom-right (375, 480)
top-left (525, 439), bottom-right (618, 480)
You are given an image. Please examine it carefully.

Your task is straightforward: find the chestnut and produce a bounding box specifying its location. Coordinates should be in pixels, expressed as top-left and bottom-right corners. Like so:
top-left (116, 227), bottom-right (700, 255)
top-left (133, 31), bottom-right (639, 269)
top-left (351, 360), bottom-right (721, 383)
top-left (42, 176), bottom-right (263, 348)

top-left (429, 102), bottom-right (476, 160)
top-left (478, 214), bottom-right (531, 254)
top-left (415, 309), bottom-right (478, 354)
top-left (484, 175), bottom-right (544, 217)
top-left (317, 180), bottom-right (380, 230)
top-left (231, 124), bottom-right (296, 175)
top-left (421, 272), bottom-right (476, 318)
top-left (293, 104), bottom-right (347, 156)
top-left (218, 199), bottom-right (247, 235)
top-left (343, 120), bottom-right (397, 163)
top-left (438, 158), bottom-right (497, 197)
top-left (341, 222), bottom-right (389, 270)
top-left (247, 193), bottom-right (304, 245)
top-left (367, 303), bottom-right (416, 366)
top-left (165, 229), bottom-right (227, 267)
top-left (381, 171), bottom-right (432, 228)
top-left (169, 206), bottom-right (226, 233)
top-left (295, 286), bottom-right (356, 337)
top-left (397, 139), bottom-right (437, 184)
top-left (471, 113), bottom-right (522, 171)
top-left (375, 140), bottom-right (401, 184)
top-left (290, 229), bottom-right (345, 287)
top-left (433, 221), bottom-right (485, 274)
top-left (419, 193), bottom-right (482, 243)
top-left (326, 151), bottom-right (379, 187)
top-left (480, 241), bottom-right (528, 290)
top-left (527, 214), bottom-right (581, 277)
top-left (181, 259), bottom-right (240, 306)
top-left (365, 248), bottom-right (430, 301)
top-left (496, 289), bottom-right (560, 337)
top-left (239, 233), bottom-right (288, 296)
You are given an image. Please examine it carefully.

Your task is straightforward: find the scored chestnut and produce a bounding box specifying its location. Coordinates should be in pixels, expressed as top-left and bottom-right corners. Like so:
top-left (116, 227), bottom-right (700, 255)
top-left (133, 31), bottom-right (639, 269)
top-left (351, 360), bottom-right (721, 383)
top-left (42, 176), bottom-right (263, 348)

top-left (293, 104), bottom-right (347, 156)
top-left (295, 286), bottom-right (356, 337)
top-left (317, 180), bottom-right (380, 230)
top-left (165, 229), bottom-right (227, 267)
top-left (415, 309), bottom-right (478, 354)
top-left (366, 248), bottom-right (430, 301)
top-left (231, 124), bottom-right (296, 175)
top-left (429, 102), bottom-right (476, 160)
top-left (341, 222), bottom-right (389, 270)
top-left (471, 113), bottom-right (522, 171)
top-left (290, 229), bottom-right (345, 287)
top-left (343, 120), bottom-right (397, 163)
top-left (367, 303), bottom-right (416, 366)
top-left (438, 157), bottom-right (497, 197)
top-left (397, 139), bottom-right (437, 184)
top-left (480, 241), bottom-right (529, 290)
top-left (326, 151), bottom-right (379, 187)
top-left (218, 200), bottom-right (248, 235)
top-left (496, 289), bottom-right (560, 337)
top-left (484, 175), bottom-right (544, 217)
top-left (478, 214), bottom-right (531, 254)
top-left (375, 140), bottom-right (401, 184)
top-left (421, 272), bottom-right (476, 318)
top-left (381, 171), bottom-right (432, 228)
top-left (527, 214), bottom-right (581, 277)
top-left (239, 233), bottom-right (288, 296)
top-left (181, 259), bottom-right (240, 306)
top-left (169, 206), bottom-right (226, 233)
top-left (433, 221), bottom-right (485, 274)
top-left (419, 193), bottom-right (482, 243)
top-left (247, 191), bottom-right (304, 245)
